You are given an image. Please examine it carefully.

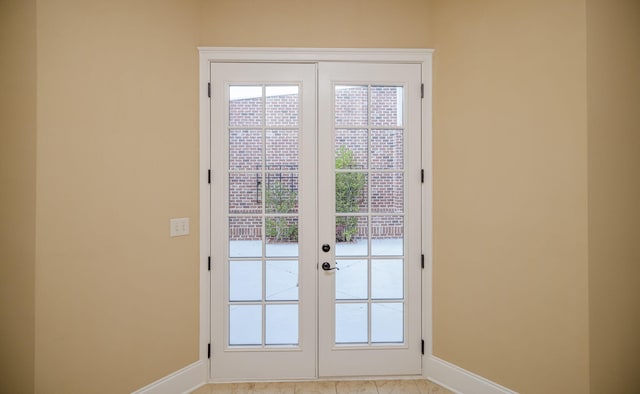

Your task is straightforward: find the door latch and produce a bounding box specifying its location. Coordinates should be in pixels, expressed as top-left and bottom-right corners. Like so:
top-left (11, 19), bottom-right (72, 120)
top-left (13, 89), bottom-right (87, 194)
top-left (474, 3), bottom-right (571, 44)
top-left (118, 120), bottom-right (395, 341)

top-left (321, 262), bottom-right (339, 271)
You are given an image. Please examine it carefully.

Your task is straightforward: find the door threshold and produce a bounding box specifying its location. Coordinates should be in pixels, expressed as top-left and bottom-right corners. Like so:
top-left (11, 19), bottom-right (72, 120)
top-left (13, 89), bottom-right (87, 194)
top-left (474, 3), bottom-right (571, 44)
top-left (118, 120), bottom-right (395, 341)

top-left (207, 375), bottom-right (425, 384)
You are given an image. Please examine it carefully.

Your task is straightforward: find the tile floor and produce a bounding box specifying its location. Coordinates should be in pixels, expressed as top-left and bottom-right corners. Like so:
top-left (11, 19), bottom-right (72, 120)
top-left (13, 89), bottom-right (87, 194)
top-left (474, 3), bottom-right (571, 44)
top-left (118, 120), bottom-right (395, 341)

top-left (190, 379), bottom-right (454, 394)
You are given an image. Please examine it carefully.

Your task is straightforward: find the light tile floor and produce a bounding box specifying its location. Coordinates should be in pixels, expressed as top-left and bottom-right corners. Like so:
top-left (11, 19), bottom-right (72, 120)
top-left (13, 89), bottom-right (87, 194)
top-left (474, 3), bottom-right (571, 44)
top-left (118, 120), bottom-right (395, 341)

top-left (190, 379), bottom-right (454, 394)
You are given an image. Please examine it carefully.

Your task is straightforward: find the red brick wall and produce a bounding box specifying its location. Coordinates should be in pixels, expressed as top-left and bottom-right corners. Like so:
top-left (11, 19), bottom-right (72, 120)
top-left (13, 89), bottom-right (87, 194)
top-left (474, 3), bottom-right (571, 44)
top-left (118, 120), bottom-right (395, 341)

top-left (229, 87), bottom-right (404, 241)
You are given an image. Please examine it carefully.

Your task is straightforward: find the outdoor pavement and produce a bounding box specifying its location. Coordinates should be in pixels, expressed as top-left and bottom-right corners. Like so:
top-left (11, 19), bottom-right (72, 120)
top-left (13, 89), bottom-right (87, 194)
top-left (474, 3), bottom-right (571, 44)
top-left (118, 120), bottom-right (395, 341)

top-left (228, 238), bottom-right (405, 346)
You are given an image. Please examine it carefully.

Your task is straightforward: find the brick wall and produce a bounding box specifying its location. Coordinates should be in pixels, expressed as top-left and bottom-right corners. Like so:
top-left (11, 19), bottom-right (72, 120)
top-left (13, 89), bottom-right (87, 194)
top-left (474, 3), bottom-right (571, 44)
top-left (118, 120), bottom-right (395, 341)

top-left (229, 87), bottom-right (404, 241)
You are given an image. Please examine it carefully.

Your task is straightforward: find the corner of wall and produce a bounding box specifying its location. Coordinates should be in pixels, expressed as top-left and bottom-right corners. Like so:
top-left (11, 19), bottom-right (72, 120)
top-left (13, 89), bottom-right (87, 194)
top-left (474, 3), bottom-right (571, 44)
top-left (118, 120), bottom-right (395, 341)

top-left (586, 0), bottom-right (640, 392)
top-left (0, 0), bottom-right (37, 392)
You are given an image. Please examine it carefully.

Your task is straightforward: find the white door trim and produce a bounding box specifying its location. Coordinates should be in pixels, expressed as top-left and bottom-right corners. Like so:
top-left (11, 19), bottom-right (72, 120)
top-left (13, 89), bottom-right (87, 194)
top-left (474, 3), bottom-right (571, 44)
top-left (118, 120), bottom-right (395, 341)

top-left (198, 47), bottom-right (433, 63)
top-left (199, 47), bottom-right (433, 381)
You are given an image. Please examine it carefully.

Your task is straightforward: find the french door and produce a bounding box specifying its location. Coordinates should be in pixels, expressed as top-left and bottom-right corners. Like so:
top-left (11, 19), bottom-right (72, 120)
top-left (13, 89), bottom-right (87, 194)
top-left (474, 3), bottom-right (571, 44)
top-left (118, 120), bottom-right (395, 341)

top-left (209, 61), bottom-right (422, 380)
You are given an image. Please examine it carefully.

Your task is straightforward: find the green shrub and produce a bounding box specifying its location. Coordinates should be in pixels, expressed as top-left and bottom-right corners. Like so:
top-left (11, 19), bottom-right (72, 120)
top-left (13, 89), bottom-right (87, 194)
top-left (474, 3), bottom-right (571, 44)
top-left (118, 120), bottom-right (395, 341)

top-left (263, 146), bottom-right (364, 243)
top-left (265, 180), bottom-right (298, 242)
top-left (335, 146), bottom-right (365, 242)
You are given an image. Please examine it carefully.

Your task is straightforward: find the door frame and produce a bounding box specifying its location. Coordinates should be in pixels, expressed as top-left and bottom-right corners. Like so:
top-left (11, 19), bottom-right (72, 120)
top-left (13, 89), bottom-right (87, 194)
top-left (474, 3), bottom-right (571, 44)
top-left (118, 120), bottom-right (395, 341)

top-left (198, 47), bottom-right (433, 381)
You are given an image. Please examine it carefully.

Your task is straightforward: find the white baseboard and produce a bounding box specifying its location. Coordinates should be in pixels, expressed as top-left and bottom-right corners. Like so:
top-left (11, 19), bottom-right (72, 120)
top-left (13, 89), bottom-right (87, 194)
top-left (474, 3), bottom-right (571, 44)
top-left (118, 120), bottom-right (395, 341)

top-left (425, 356), bottom-right (518, 394)
top-left (130, 355), bottom-right (516, 394)
top-left (131, 360), bottom-right (207, 394)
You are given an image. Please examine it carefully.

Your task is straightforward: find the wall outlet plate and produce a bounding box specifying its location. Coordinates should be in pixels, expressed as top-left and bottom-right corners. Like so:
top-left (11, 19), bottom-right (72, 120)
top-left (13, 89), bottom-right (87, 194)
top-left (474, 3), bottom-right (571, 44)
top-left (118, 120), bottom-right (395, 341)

top-left (170, 217), bottom-right (190, 237)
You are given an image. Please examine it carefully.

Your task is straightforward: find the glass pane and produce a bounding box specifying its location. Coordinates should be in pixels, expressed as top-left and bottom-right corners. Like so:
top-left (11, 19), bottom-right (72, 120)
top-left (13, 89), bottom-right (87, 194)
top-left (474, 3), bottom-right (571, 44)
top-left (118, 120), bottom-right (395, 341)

top-left (266, 86), bottom-right (299, 127)
top-left (229, 216), bottom-right (262, 258)
top-left (336, 303), bottom-right (368, 344)
top-left (371, 173), bottom-right (404, 213)
top-left (229, 129), bottom-right (262, 171)
top-left (335, 130), bottom-right (367, 170)
top-left (229, 173), bottom-right (262, 214)
top-left (371, 303), bottom-right (403, 343)
top-left (371, 129), bottom-right (403, 170)
top-left (229, 305), bottom-right (262, 345)
top-left (336, 259), bottom-right (368, 300)
top-left (230, 86), bottom-right (263, 127)
top-left (335, 85), bottom-right (368, 127)
top-left (371, 216), bottom-right (403, 256)
top-left (266, 216), bottom-right (298, 257)
top-left (229, 261), bottom-right (262, 301)
top-left (266, 304), bottom-right (298, 345)
top-left (371, 86), bottom-right (403, 127)
top-left (265, 174), bottom-right (298, 214)
top-left (336, 216), bottom-right (367, 256)
top-left (266, 130), bottom-right (298, 171)
top-left (266, 260), bottom-right (299, 301)
top-left (336, 172), bottom-right (368, 213)
top-left (371, 259), bottom-right (403, 299)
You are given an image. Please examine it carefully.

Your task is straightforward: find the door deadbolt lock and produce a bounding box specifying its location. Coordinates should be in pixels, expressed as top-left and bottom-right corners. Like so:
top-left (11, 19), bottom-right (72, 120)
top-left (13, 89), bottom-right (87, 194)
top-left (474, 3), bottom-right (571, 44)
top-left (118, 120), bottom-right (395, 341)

top-left (322, 244), bottom-right (331, 252)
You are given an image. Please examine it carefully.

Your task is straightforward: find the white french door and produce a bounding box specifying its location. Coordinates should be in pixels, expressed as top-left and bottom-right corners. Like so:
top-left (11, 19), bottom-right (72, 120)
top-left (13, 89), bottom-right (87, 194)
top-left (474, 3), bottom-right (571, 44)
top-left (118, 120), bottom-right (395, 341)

top-left (209, 61), bottom-right (422, 380)
top-left (210, 63), bottom-right (317, 380)
top-left (317, 62), bottom-right (422, 377)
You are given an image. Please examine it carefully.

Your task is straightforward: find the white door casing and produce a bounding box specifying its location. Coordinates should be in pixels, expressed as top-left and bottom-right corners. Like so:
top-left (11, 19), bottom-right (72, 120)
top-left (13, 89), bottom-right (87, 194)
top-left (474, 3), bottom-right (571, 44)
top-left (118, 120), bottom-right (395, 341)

top-left (199, 48), bottom-right (433, 382)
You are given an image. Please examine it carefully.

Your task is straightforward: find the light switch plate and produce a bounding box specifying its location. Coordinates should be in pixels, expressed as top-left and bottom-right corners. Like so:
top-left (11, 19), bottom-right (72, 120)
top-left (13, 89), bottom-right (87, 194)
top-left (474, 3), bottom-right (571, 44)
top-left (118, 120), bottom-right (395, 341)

top-left (170, 217), bottom-right (190, 237)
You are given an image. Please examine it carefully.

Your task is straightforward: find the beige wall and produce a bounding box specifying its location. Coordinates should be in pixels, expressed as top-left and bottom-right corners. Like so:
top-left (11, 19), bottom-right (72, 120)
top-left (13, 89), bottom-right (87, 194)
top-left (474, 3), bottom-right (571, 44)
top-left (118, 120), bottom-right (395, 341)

top-left (35, 1), bottom-right (200, 392)
top-left (199, 0), bottom-right (432, 48)
top-left (429, 1), bottom-right (590, 392)
top-left (7, 1), bottom-right (638, 392)
top-left (587, 1), bottom-right (640, 393)
top-left (0, 0), bottom-right (37, 393)
top-left (201, 1), bottom-right (594, 393)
